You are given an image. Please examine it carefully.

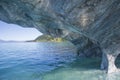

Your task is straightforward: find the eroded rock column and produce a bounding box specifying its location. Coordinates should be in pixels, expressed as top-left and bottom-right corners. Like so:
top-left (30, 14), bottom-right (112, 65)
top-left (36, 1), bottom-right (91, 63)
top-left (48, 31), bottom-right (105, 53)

top-left (101, 53), bottom-right (108, 70)
top-left (107, 54), bottom-right (118, 73)
top-left (101, 53), bottom-right (119, 73)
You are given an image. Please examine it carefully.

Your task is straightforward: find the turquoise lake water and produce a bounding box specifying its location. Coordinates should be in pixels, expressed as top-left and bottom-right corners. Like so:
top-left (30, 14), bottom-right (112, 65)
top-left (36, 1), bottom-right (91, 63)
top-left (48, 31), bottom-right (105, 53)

top-left (0, 42), bottom-right (120, 80)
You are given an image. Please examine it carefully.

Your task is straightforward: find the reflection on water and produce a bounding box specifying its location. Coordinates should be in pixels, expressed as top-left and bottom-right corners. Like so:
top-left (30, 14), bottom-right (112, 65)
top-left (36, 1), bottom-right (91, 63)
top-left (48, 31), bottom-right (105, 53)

top-left (0, 42), bottom-right (120, 80)
top-left (42, 58), bottom-right (120, 80)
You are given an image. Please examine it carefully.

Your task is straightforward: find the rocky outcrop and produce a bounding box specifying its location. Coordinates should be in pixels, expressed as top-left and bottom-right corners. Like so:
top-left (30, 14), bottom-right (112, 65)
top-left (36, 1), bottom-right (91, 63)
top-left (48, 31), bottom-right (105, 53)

top-left (64, 32), bottom-right (102, 57)
top-left (0, 0), bottom-right (120, 73)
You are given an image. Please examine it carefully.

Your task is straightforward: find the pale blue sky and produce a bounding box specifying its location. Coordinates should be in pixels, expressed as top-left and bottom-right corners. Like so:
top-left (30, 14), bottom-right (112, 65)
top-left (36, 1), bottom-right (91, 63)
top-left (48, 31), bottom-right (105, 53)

top-left (0, 21), bottom-right (42, 41)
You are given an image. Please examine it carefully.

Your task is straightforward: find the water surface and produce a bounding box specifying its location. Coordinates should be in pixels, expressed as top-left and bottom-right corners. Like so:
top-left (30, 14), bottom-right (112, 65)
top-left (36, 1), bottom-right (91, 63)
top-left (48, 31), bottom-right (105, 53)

top-left (0, 42), bottom-right (119, 80)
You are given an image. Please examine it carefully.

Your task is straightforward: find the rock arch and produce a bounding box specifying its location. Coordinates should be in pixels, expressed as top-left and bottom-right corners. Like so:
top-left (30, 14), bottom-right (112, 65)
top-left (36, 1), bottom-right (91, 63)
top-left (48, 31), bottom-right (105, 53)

top-left (0, 0), bottom-right (119, 74)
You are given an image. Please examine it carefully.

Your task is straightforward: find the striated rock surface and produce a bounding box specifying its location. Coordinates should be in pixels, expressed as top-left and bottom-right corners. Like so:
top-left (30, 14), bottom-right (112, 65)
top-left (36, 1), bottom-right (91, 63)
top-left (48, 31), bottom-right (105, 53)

top-left (0, 0), bottom-right (120, 73)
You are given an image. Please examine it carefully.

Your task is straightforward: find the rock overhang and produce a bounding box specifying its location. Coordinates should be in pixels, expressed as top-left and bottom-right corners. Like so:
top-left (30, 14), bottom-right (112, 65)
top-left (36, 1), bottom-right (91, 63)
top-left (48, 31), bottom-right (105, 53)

top-left (0, 0), bottom-right (120, 73)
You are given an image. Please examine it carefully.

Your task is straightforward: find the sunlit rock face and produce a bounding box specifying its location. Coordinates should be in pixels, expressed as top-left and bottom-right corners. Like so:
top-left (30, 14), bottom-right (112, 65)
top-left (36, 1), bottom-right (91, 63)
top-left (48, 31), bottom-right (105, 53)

top-left (0, 0), bottom-right (120, 73)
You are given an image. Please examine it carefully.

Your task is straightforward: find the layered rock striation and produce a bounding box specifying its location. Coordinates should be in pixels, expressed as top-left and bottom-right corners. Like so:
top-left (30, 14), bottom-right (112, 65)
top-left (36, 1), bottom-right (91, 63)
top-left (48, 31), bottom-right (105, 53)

top-left (0, 0), bottom-right (120, 73)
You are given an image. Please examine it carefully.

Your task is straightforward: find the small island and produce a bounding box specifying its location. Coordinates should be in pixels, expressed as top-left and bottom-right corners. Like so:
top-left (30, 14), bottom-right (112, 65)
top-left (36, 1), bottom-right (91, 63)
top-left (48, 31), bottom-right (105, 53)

top-left (27, 35), bottom-right (66, 42)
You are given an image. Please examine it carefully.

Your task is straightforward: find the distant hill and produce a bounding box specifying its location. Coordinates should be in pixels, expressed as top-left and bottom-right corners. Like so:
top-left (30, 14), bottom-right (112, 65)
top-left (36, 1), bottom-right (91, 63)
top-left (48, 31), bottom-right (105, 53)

top-left (28, 35), bottom-right (66, 42)
top-left (0, 40), bottom-right (5, 42)
top-left (0, 39), bottom-right (25, 43)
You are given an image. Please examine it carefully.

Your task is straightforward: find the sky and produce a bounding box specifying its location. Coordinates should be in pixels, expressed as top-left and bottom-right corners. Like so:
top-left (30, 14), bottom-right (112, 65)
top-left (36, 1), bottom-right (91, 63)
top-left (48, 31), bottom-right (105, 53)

top-left (0, 21), bottom-right (42, 41)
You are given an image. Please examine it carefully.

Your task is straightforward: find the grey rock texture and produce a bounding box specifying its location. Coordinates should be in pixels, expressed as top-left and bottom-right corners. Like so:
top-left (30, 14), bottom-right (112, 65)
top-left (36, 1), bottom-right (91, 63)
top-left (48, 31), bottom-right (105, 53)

top-left (0, 0), bottom-right (120, 73)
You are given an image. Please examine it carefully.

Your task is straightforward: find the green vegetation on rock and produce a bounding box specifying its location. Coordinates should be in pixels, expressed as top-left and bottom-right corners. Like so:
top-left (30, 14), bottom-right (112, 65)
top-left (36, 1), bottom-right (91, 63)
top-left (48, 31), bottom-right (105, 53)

top-left (34, 35), bottom-right (66, 42)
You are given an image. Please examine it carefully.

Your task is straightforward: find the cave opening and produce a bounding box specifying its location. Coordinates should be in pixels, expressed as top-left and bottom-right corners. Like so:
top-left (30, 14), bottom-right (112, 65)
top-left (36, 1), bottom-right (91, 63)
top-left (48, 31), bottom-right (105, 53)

top-left (115, 54), bottom-right (120, 68)
top-left (0, 20), bottom-right (42, 41)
